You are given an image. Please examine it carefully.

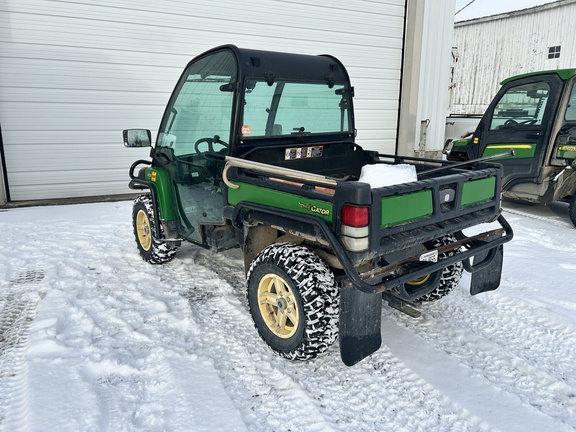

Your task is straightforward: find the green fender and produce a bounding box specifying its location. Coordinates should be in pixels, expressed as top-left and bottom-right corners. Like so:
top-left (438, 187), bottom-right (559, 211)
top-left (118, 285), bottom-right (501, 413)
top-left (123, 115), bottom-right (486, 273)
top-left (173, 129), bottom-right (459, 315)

top-left (143, 167), bottom-right (175, 221)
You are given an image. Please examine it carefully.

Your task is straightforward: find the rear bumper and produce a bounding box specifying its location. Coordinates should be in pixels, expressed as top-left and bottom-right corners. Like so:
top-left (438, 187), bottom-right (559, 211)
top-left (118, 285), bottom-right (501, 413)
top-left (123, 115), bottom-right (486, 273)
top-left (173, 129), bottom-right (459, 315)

top-left (341, 214), bottom-right (513, 300)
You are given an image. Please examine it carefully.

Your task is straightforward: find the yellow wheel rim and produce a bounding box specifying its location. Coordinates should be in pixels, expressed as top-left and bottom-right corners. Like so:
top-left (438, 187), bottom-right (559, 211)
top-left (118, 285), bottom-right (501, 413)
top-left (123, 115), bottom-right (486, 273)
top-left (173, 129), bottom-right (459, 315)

top-left (406, 244), bottom-right (432, 286)
top-left (257, 273), bottom-right (299, 339)
top-left (136, 209), bottom-right (152, 251)
top-left (406, 273), bottom-right (431, 286)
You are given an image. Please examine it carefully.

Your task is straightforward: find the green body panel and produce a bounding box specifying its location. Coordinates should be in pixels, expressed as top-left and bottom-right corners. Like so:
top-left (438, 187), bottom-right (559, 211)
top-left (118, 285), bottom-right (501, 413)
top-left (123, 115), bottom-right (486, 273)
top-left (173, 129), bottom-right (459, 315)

top-left (380, 190), bottom-right (433, 228)
top-left (557, 144), bottom-right (576, 160)
top-left (482, 143), bottom-right (536, 159)
top-left (144, 167), bottom-right (175, 220)
top-left (227, 182), bottom-right (333, 222)
top-left (500, 68), bottom-right (576, 85)
top-left (460, 177), bottom-right (496, 208)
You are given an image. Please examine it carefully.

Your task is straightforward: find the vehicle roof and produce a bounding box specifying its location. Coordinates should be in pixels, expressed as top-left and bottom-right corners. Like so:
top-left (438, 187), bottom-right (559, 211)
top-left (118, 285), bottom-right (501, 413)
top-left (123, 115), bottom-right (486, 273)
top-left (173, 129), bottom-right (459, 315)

top-left (193, 44), bottom-right (351, 85)
top-left (500, 68), bottom-right (576, 85)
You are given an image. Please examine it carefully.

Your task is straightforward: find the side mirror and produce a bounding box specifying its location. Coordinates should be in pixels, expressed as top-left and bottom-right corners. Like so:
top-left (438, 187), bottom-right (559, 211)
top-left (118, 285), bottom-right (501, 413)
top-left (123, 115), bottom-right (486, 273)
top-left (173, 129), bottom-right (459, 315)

top-left (442, 139), bottom-right (454, 155)
top-left (123, 129), bottom-right (152, 147)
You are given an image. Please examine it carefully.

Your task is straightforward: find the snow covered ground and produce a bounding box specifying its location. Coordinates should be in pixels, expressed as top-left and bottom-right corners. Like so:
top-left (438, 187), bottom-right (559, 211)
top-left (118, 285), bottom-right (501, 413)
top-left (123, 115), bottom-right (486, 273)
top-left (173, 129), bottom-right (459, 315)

top-left (1, 199), bottom-right (575, 432)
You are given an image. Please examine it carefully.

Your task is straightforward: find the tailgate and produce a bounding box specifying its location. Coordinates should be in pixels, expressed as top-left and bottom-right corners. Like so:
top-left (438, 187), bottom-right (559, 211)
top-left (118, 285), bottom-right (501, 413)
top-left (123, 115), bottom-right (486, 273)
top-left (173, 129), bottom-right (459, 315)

top-left (371, 165), bottom-right (502, 255)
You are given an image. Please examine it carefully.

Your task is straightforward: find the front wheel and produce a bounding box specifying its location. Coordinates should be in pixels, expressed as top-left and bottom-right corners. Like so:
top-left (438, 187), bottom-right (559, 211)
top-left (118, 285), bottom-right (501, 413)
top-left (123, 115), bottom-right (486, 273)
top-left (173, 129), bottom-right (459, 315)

top-left (246, 243), bottom-right (339, 361)
top-left (132, 194), bottom-right (177, 264)
top-left (569, 194), bottom-right (576, 228)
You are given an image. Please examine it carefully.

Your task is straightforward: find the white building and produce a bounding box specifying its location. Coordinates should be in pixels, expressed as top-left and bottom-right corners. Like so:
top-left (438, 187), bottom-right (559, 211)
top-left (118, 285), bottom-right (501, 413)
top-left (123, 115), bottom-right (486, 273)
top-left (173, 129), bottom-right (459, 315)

top-left (0, 0), bottom-right (456, 204)
top-left (451, 0), bottom-right (576, 115)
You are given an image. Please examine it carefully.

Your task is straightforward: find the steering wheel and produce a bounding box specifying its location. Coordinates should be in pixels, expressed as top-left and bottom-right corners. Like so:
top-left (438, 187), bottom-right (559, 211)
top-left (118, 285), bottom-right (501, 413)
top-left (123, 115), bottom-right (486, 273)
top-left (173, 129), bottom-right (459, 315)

top-left (504, 118), bottom-right (537, 127)
top-left (194, 136), bottom-right (229, 153)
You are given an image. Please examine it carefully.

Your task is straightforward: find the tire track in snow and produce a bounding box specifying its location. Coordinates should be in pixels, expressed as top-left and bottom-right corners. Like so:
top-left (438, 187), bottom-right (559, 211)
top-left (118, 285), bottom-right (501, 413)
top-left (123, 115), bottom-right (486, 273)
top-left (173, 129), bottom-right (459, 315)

top-left (390, 286), bottom-right (576, 428)
top-left (0, 267), bottom-right (45, 432)
top-left (283, 347), bottom-right (493, 432)
top-left (62, 263), bottom-right (205, 432)
top-left (171, 247), bottom-right (493, 432)
top-left (419, 283), bottom-right (576, 389)
top-left (2, 215), bottom-right (244, 431)
top-left (482, 292), bottom-right (576, 386)
top-left (503, 205), bottom-right (573, 229)
top-left (165, 260), bottom-right (333, 432)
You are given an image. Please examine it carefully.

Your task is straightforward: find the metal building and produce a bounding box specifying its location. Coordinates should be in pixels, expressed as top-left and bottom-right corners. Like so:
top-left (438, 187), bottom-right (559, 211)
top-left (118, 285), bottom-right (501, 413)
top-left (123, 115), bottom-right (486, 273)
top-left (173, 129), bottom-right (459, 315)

top-left (0, 0), bottom-right (455, 204)
top-left (451, 0), bottom-right (576, 115)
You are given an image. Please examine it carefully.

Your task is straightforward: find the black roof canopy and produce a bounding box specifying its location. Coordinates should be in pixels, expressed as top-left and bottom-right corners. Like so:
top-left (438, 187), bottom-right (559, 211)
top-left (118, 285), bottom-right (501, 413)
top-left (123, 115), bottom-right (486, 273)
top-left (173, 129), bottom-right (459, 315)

top-left (194, 44), bottom-right (351, 85)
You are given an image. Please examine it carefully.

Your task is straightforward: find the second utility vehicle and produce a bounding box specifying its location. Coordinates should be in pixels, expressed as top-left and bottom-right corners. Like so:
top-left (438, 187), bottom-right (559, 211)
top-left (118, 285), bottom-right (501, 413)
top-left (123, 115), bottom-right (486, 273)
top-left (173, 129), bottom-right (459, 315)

top-left (447, 69), bottom-right (576, 226)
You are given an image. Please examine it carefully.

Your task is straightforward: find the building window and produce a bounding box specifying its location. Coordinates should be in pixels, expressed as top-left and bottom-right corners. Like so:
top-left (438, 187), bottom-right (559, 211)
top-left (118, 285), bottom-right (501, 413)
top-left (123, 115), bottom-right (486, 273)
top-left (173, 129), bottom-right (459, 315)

top-left (548, 46), bottom-right (561, 59)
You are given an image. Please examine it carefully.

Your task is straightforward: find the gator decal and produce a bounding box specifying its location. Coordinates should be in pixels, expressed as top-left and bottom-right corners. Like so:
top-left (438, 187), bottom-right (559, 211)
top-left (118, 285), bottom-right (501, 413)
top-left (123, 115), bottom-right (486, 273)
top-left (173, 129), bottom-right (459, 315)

top-left (482, 143), bottom-right (536, 159)
top-left (144, 167), bottom-right (174, 220)
top-left (380, 190), bottom-right (433, 227)
top-left (461, 176), bottom-right (496, 208)
top-left (228, 182), bottom-right (333, 222)
top-left (557, 145), bottom-right (576, 160)
top-left (298, 202), bottom-right (331, 217)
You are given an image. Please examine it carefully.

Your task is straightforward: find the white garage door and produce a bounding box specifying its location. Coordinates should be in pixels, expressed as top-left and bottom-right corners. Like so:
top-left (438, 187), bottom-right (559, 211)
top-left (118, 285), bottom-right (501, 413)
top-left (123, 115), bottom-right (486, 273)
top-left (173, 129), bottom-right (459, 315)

top-left (0, 0), bottom-right (406, 201)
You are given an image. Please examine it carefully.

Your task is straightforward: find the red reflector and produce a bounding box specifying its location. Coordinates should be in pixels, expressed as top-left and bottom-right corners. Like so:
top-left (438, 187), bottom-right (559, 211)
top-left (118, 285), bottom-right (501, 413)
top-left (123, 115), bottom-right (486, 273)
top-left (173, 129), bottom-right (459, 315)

top-left (341, 205), bottom-right (369, 227)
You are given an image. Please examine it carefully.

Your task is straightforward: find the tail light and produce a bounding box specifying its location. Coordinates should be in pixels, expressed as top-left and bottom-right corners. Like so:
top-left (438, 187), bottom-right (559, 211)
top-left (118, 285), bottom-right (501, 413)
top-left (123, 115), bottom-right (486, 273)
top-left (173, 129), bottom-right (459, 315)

top-left (341, 205), bottom-right (370, 251)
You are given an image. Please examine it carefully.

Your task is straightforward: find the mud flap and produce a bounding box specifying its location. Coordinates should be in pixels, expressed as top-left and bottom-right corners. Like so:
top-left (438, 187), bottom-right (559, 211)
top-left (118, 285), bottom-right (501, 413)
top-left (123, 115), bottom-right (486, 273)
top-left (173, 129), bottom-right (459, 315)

top-left (470, 245), bottom-right (504, 296)
top-left (339, 287), bottom-right (382, 366)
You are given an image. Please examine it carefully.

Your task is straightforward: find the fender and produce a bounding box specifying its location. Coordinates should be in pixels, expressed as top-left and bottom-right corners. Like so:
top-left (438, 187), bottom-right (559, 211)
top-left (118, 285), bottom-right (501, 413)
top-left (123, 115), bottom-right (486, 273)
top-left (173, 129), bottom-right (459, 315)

top-left (128, 161), bottom-right (175, 239)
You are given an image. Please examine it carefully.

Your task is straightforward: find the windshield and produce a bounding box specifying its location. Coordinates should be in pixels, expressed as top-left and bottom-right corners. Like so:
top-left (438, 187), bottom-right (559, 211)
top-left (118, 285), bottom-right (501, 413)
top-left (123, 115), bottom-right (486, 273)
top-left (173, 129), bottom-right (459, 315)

top-left (241, 80), bottom-right (353, 138)
top-left (157, 50), bottom-right (236, 156)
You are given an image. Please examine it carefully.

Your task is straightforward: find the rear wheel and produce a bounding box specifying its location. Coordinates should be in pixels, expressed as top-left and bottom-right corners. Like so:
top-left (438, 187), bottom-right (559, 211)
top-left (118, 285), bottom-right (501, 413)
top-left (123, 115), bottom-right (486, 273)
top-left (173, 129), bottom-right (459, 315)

top-left (569, 194), bottom-right (576, 227)
top-left (132, 194), bottom-right (177, 264)
top-left (405, 235), bottom-right (463, 302)
top-left (246, 243), bottom-right (339, 361)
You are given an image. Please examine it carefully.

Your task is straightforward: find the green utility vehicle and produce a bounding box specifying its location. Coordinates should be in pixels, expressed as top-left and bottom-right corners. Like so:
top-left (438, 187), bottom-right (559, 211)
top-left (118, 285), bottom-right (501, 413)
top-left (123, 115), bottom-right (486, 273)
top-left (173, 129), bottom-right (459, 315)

top-left (446, 69), bottom-right (576, 226)
top-left (123, 45), bottom-right (513, 366)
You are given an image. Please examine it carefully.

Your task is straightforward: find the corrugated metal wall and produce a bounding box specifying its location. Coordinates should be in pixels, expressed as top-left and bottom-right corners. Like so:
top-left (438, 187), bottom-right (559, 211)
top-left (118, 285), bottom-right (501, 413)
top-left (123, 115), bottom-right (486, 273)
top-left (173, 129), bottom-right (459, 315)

top-left (0, 0), bottom-right (406, 201)
top-left (415, 0), bottom-right (455, 152)
top-left (451, 0), bottom-right (576, 115)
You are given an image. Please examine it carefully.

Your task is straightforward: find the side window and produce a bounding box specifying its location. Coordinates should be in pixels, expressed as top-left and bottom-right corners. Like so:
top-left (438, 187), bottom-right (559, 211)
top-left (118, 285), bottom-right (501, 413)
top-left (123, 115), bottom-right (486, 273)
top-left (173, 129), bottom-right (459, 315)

top-left (489, 81), bottom-right (550, 130)
top-left (157, 51), bottom-right (236, 156)
top-left (564, 85), bottom-right (576, 121)
top-left (242, 81), bottom-right (275, 136)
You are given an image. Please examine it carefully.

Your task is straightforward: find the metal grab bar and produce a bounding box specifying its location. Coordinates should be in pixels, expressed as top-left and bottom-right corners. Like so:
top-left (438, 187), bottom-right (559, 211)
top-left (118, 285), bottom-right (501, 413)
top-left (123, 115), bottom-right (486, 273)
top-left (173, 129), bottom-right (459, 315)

top-left (222, 163), bottom-right (239, 189)
top-left (222, 155), bottom-right (339, 190)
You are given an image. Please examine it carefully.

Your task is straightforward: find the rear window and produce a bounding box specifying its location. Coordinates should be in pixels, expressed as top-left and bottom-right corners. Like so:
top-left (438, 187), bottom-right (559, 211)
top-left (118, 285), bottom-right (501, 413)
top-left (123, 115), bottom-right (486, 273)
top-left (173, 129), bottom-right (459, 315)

top-left (241, 81), bottom-right (353, 138)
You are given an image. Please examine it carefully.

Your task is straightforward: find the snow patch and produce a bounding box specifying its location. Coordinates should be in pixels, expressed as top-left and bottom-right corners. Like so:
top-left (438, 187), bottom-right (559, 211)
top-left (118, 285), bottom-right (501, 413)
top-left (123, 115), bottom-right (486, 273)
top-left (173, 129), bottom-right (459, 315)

top-left (358, 163), bottom-right (417, 188)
